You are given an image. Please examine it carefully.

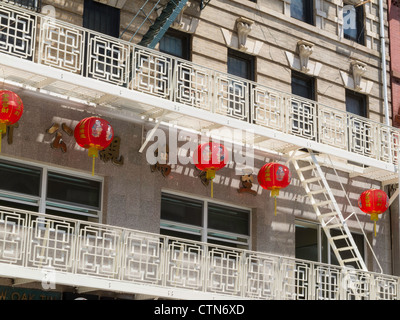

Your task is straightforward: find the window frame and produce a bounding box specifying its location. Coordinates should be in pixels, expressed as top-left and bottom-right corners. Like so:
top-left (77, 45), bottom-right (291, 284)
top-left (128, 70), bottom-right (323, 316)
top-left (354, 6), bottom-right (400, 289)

top-left (159, 29), bottom-right (192, 61)
top-left (290, 0), bottom-right (314, 25)
top-left (0, 156), bottom-right (104, 221)
top-left (343, 2), bottom-right (365, 45)
top-left (160, 190), bottom-right (252, 249)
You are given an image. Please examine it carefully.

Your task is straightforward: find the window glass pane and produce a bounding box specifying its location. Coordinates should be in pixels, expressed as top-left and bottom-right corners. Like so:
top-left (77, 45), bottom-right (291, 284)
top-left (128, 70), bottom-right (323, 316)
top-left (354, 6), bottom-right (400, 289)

top-left (346, 90), bottom-right (366, 117)
top-left (228, 55), bottom-right (249, 79)
top-left (160, 228), bottom-right (202, 242)
top-left (292, 72), bottom-right (314, 100)
top-left (160, 194), bottom-right (203, 226)
top-left (159, 31), bottom-right (190, 60)
top-left (291, 0), bottom-right (313, 24)
top-left (46, 172), bottom-right (101, 209)
top-left (343, 5), bottom-right (364, 44)
top-left (0, 161), bottom-right (41, 197)
top-left (160, 34), bottom-right (183, 58)
top-left (295, 223), bottom-right (318, 262)
top-left (207, 203), bottom-right (249, 236)
top-left (83, 0), bottom-right (120, 37)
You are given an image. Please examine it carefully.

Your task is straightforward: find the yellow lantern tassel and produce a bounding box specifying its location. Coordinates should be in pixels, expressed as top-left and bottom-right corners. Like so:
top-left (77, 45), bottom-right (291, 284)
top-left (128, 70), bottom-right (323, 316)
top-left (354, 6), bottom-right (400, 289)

top-left (371, 213), bottom-right (378, 237)
top-left (271, 189), bottom-right (280, 217)
top-left (0, 123), bottom-right (6, 153)
top-left (206, 169), bottom-right (216, 198)
top-left (88, 147), bottom-right (99, 176)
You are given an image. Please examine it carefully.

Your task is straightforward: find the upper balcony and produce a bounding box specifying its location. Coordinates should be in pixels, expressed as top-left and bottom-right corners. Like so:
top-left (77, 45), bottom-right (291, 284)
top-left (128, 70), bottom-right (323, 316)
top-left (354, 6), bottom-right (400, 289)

top-left (0, 1), bottom-right (398, 183)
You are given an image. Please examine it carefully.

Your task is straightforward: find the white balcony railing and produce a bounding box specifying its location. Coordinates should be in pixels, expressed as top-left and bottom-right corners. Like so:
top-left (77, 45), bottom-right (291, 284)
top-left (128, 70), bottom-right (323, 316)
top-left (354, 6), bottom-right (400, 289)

top-left (0, 2), bottom-right (399, 168)
top-left (0, 205), bottom-right (399, 300)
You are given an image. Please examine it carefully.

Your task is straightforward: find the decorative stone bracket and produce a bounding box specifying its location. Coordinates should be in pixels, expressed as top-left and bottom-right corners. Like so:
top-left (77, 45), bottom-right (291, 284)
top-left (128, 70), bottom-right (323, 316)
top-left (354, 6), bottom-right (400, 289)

top-left (221, 17), bottom-right (263, 56)
top-left (236, 17), bottom-right (254, 52)
top-left (351, 60), bottom-right (367, 91)
top-left (285, 40), bottom-right (322, 76)
top-left (339, 60), bottom-right (373, 94)
top-left (297, 40), bottom-right (314, 73)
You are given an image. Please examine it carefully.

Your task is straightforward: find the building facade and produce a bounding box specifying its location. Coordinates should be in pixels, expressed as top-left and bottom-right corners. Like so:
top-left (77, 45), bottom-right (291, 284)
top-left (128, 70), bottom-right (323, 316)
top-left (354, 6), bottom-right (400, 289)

top-left (0, 0), bottom-right (399, 300)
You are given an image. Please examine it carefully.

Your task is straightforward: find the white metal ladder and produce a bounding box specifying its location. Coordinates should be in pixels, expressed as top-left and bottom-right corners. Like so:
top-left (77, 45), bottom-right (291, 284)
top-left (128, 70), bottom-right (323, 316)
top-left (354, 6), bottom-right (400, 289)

top-left (289, 149), bottom-right (368, 271)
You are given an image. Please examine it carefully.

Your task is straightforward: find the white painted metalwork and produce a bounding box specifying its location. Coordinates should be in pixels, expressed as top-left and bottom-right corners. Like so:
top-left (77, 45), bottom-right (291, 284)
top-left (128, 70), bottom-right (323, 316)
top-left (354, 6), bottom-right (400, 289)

top-left (0, 205), bottom-right (398, 300)
top-left (290, 149), bottom-right (369, 271)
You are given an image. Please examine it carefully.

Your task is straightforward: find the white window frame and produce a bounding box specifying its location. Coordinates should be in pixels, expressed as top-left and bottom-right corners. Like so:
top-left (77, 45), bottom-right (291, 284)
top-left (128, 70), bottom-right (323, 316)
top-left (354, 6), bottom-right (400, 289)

top-left (160, 189), bottom-right (252, 250)
top-left (0, 155), bottom-right (104, 221)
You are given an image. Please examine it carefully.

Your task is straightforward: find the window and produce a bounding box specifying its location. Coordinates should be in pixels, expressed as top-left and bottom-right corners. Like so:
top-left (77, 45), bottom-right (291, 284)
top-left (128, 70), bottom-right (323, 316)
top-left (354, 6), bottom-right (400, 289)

top-left (343, 4), bottom-right (365, 45)
top-left (291, 71), bottom-right (316, 140)
top-left (159, 29), bottom-right (191, 60)
top-left (160, 192), bottom-right (251, 249)
top-left (0, 159), bottom-right (102, 221)
top-left (227, 49), bottom-right (255, 122)
top-left (346, 89), bottom-right (367, 117)
top-left (291, 0), bottom-right (314, 25)
top-left (83, 0), bottom-right (120, 37)
top-left (227, 49), bottom-right (255, 81)
top-left (295, 220), bottom-right (365, 268)
top-left (346, 90), bottom-right (370, 156)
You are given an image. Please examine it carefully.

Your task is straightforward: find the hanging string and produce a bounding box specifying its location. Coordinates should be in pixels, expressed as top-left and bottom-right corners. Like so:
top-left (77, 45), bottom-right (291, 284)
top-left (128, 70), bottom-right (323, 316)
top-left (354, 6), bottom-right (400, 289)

top-left (92, 155), bottom-right (95, 176)
top-left (274, 196), bottom-right (277, 216)
top-left (211, 179), bottom-right (213, 198)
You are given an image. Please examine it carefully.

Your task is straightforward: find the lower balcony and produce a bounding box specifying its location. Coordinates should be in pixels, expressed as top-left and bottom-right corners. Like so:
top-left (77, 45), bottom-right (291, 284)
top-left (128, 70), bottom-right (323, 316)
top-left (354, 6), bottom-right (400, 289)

top-left (0, 205), bottom-right (399, 300)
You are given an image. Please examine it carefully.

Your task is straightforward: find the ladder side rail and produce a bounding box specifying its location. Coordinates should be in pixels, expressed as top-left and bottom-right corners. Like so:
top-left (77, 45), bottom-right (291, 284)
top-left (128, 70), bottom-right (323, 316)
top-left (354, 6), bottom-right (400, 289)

top-left (325, 154), bottom-right (383, 274)
top-left (309, 152), bottom-right (368, 271)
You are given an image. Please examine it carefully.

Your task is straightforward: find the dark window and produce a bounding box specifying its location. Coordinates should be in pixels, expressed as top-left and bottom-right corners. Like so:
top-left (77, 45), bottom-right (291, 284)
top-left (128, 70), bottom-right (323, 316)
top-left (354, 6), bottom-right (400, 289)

top-left (159, 29), bottom-right (191, 60)
top-left (160, 193), bottom-right (203, 227)
top-left (291, 71), bottom-right (315, 100)
top-left (83, 0), bottom-right (120, 38)
top-left (160, 193), bottom-right (250, 249)
top-left (291, 0), bottom-right (314, 25)
top-left (343, 4), bottom-right (365, 45)
top-left (0, 160), bottom-right (102, 221)
top-left (46, 172), bottom-right (101, 210)
top-left (291, 71), bottom-right (316, 140)
top-left (0, 160), bottom-right (41, 197)
top-left (346, 89), bottom-right (367, 117)
top-left (227, 49), bottom-right (255, 81)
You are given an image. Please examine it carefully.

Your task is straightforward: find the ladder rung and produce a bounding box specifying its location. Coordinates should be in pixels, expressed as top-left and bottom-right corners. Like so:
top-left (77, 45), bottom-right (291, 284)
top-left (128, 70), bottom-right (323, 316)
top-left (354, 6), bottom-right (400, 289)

top-left (298, 164), bottom-right (316, 172)
top-left (313, 200), bottom-right (332, 207)
top-left (342, 258), bottom-right (360, 264)
top-left (331, 234), bottom-right (348, 241)
top-left (307, 189), bottom-right (326, 196)
top-left (303, 177), bottom-right (321, 184)
top-left (323, 223), bottom-right (343, 229)
top-left (319, 211), bottom-right (338, 218)
top-left (336, 246), bottom-right (356, 252)
top-left (292, 153), bottom-right (310, 160)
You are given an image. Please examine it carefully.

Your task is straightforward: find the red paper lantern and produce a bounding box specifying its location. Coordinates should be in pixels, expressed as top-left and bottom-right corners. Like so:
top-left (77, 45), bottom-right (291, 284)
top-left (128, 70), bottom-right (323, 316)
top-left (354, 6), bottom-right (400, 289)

top-left (0, 90), bottom-right (23, 151)
top-left (193, 142), bottom-right (228, 197)
top-left (358, 189), bottom-right (389, 236)
top-left (258, 163), bottom-right (291, 216)
top-left (74, 116), bottom-right (114, 175)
